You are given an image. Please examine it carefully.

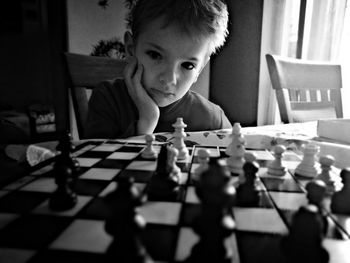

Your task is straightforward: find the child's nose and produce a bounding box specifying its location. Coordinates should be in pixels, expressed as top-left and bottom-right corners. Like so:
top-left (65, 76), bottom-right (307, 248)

top-left (159, 66), bottom-right (178, 86)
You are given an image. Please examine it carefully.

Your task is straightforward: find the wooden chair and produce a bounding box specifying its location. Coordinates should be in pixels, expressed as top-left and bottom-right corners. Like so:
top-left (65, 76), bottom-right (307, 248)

top-left (64, 53), bottom-right (126, 139)
top-left (265, 54), bottom-right (343, 123)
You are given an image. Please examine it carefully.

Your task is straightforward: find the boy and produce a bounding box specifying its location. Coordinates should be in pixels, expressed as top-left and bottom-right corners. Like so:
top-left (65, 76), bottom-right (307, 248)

top-left (85, 0), bottom-right (231, 139)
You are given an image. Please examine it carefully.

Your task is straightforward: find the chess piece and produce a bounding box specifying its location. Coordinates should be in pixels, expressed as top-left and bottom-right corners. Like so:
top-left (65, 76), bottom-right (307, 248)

top-left (281, 204), bottom-right (329, 263)
top-left (104, 176), bottom-right (153, 263)
top-left (192, 148), bottom-right (210, 183)
top-left (56, 131), bottom-right (80, 175)
top-left (225, 123), bottom-right (246, 176)
top-left (267, 145), bottom-right (287, 176)
top-left (147, 145), bottom-right (180, 201)
top-left (167, 146), bottom-right (182, 181)
top-left (141, 134), bottom-right (157, 159)
top-left (316, 155), bottom-right (340, 195)
top-left (172, 118), bottom-right (189, 160)
top-left (295, 143), bottom-right (320, 178)
top-left (49, 132), bottom-right (78, 211)
top-left (236, 153), bottom-right (261, 207)
top-left (331, 168), bottom-right (350, 214)
top-left (305, 180), bottom-right (328, 235)
top-left (187, 158), bottom-right (236, 263)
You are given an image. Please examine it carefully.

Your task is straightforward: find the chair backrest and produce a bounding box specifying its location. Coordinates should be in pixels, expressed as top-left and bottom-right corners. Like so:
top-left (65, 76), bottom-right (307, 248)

top-left (265, 54), bottom-right (343, 123)
top-left (64, 52), bottom-right (126, 139)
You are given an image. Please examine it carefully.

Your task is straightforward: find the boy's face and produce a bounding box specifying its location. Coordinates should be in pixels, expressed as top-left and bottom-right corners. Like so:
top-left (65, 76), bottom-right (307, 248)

top-left (129, 17), bottom-right (211, 107)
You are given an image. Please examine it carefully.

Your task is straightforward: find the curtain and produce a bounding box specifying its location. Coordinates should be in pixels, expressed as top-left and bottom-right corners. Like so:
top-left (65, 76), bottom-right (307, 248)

top-left (258, 0), bottom-right (348, 125)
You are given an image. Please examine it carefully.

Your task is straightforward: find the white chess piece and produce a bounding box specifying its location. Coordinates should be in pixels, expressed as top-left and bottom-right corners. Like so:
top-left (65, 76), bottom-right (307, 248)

top-left (316, 155), bottom-right (341, 195)
top-left (226, 123), bottom-right (246, 175)
top-left (141, 134), bottom-right (157, 159)
top-left (172, 118), bottom-right (189, 160)
top-left (193, 148), bottom-right (210, 182)
top-left (295, 143), bottom-right (320, 178)
top-left (267, 145), bottom-right (287, 176)
top-left (167, 146), bottom-right (182, 181)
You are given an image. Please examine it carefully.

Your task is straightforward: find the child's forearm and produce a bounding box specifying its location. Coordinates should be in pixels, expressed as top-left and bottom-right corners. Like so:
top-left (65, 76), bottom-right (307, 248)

top-left (137, 114), bottom-right (159, 135)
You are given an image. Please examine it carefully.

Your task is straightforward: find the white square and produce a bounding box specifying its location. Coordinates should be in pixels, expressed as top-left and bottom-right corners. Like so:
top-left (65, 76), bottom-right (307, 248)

top-left (126, 160), bottom-right (157, 171)
top-left (0, 213), bottom-right (19, 230)
top-left (80, 168), bottom-right (120, 180)
top-left (0, 248), bottom-right (36, 263)
top-left (269, 192), bottom-right (308, 211)
top-left (76, 157), bottom-right (101, 167)
top-left (247, 150), bottom-right (274, 160)
top-left (92, 144), bottom-right (123, 152)
top-left (50, 219), bottom-right (112, 253)
top-left (99, 182), bottom-right (146, 197)
top-left (138, 202), bottom-right (181, 225)
top-left (4, 176), bottom-right (35, 190)
top-left (233, 207), bottom-right (288, 234)
top-left (194, 147), bottom-right (220, 157)
top-left (185, 186), bottom-right (199, 204)
top-left (175, 227), bottom-right (198, 261)
top-left (20, 177), bottom-right (56, 193)
top-left (33, 196), bottom-right (92, 216)
top-left (107, 152), bottom-right (139, 160)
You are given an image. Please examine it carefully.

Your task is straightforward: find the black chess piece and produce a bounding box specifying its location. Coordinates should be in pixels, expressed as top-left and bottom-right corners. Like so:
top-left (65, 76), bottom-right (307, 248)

top-left (49, 131), bottom-right (78, 211)
top-left (104, 176), bottom-right (153, 263)
top-left (281, 204), bottom-right (329, 263)
top-left (331, 168), bottom-right (350, 214)
top-left (236, 158), bottom-right (261, 207)
top-left (305, 180), bottom-right (328, 234)
top-left (187, 158), bottom-right (236, 263)
top-left (49, 155), bottom-right (77, 211)
top-left (147, 145), bottom-right (180, 201)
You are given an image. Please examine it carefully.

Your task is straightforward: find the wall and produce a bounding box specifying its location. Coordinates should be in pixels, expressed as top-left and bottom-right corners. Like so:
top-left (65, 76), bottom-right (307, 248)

top-left (210, 0), bottom-right (263, 127)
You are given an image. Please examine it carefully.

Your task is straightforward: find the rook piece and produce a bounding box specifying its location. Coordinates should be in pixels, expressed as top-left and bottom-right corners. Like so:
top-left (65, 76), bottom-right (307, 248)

top-left (49, 132), bottom-right (78, 211)
top-left (281, 204), bottom-right (329, 263)
top-left (236, 152), bottom-right (261, 207)
top-left (225, 123), bottom-right (246, 176)
top-left (172, 117), bottom-right (189, 160)
top-left (331, 168), bottom-right (350, 214)
top-left (142, 134), bottom-right (158, 159)
top-left (316, 155), bottom-right (341, 195)
top-left (147, 145), bottom-right (180, 201)
top-left (104, 176), bottom-right (153, 263)
top-left (187, 158), bottom-right (236, 263)
top-left (267, 145), bottom-right (287, 176)
top-left (295, 143), bottom-right (320, 178)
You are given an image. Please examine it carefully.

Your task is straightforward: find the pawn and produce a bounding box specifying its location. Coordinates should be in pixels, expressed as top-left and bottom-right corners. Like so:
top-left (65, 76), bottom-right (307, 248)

top-left (192, 148), bottom-right (210, 183)
top-left (147, 145), bottom-right (180, 201)
top-left (104, 176), bottom-right (153, 263)
top-left (316, 155), bottom-right (340, 195)
top-left (267, 145), bottom-right (287, 176)
top-left (236, 153), bottom-right (261, 207)
top-left (167, 146), bottom-right (182, 181)
top-left (281, 204), bottom-right (329, 263)
top-left (295, 143), bottom-right (320, 178)
top-left (305, 180), bottom-right (328, 235)
top-left (141, 134), bottom-right (157, 159)
top-left (49, 158), bottom-right (77, 211)
top-left (331, 168), bottom-right (350, 214)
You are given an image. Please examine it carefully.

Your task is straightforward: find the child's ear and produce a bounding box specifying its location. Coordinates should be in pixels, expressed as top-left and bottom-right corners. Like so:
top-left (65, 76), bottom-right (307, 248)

top-left (124, 31), bottom-right (135, 56)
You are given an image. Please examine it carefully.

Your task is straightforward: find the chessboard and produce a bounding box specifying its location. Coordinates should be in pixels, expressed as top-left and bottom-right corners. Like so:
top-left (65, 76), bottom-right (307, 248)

top-left (0, 137), bottom-right (349, 263)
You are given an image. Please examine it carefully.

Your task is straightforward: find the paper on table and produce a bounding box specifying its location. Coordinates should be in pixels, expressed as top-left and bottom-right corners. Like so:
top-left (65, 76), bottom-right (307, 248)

top-left (317, 119), bottom-right (350, 145)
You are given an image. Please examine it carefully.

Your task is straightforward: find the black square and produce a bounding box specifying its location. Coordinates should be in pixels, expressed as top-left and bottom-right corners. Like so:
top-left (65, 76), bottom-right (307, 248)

top-left (0, 214), bottom-right (71, 249)
top-left (0, 191), bottom-right (49, 213)
top-left (72, 179), bottom-right (110, 196)
top-left (95, 159), bottom-right (130, 169)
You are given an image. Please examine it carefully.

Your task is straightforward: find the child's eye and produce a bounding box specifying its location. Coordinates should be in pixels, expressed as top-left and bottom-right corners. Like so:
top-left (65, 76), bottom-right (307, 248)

top-left (182, 62), bottom-right (195, 70)
top-left (146, 50), bottom-right (162, 60)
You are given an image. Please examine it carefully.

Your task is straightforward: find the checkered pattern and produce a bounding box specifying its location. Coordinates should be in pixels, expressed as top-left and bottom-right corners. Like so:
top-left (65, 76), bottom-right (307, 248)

top-left (0, 140), bottom-right (349, 263)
